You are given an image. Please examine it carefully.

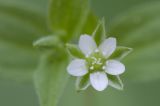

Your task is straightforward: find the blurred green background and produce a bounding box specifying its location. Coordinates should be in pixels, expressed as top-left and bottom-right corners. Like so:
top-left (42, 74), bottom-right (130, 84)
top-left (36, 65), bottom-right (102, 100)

top-left (0, 0), bottom-right (160, 106)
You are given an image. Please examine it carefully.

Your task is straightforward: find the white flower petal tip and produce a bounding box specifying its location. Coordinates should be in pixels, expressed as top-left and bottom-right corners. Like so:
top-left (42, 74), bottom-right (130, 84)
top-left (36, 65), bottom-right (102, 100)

top-left (105, 60), bottom-right (125, 75)
top-left (99, 37), bottom-right (116, 58)
top-left (79, 34), bottom-right (97, 56)
top-left (90, 72), bottom-right (108, 91)
top-left (67, 59), bottom-right (88, 76)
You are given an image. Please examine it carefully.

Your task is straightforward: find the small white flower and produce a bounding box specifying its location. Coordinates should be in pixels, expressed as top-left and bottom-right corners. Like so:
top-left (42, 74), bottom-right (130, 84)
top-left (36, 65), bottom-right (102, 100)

top-left (67, 34), bottom-right (125, 91)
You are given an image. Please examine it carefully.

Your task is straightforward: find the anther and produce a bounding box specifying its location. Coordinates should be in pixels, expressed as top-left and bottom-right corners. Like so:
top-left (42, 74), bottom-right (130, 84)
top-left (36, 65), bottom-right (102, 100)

top-left (90, 66), bottom-right (94, 70)
top-left (95, 49), bottom-right (99, 53)
top-left (96, 58), bottom-right (102, 65)
top-left (102, 52), bottom-right (106, 56)
top-left (92, 62), bottom-right (95, 65)
top-left (85, 54), bottom-right (89, 58)
top-left (102, 66), bottom-right (106, 70)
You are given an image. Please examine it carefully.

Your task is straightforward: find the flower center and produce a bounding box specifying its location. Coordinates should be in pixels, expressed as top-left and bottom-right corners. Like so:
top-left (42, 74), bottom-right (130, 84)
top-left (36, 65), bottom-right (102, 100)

top-left (86, 49), bottom-right (106, 72)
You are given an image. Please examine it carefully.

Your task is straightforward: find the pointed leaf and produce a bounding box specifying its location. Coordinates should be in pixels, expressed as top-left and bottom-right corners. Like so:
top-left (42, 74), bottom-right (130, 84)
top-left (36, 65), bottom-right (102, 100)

top-left (34, 53), bottom-right (69, 106)
top-left (49, 0), bottom-right (90, 41)
top-left (82, 12), bottom-right (98, 35)
top-left (33, 36), bottom-right (62, 50)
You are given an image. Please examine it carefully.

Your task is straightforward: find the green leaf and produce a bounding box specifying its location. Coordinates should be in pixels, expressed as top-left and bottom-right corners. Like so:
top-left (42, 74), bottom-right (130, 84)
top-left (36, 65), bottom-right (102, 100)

top-left (34, 52), bottom-right (69, 106)
top-left (109, 46), bottom-right (133, 60)
top-left (48, 0), bottom-right (91, 42)
top-left (108, 75), bottom-right (123, 90)
top-left (109, 2), bottom-right (160, 82)
top-left (109, 1), bottom-right (160, 44)
top-left (0, 0), bottom-right (49, 82)
top-left (0, 0), bottom-right (49, 48)
top-left (92, 18), bottom-right (106, 45)
top-left (75, 74), bottom-right (90, 91)
top-left (81, 12), bottom-right (98, 35)
top-left (0, 40), bottom-right (38, 82)
top-left (124, 41), bottom-right (160, 82)
top-left (33, 36), bottom-right (62, 50)
top-left (34, 0), bottom-right (98, 106)
top-left (66, 44), bottom-right (85, 59)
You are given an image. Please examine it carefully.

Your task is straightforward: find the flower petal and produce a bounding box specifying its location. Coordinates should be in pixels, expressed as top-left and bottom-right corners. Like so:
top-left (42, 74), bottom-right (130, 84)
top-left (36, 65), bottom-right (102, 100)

top-left (90, 72), bottom-right (108, 91)
top-left (79, 34), bottom-right (97, 56)
top-left (105, 60), bottom-right (125, 75)
top-left (67, 59), bottom-right (88, 76)
top-left (99, 37), bottom-right (116, 58)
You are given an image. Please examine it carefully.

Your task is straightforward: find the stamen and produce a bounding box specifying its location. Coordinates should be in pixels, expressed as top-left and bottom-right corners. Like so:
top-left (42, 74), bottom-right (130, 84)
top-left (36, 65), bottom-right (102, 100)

top-left (90, 66), bottom-right (94, 70)
top-left (92, 62), bottom-right (95, 65)
top-left (102, 52), bottom-right (106, 56)
top-left (97, 58), bottom-right (102, 65)
top-left (86, 52), bottom-right (92, 58)
top-left (85, 54), bottom-right (89, 58)
top-left (95, 49), bottom-right (99, 53)
top-left (102, 66), bottom-right (106, 70)
top-left (91, 57), bottom-right (97, 61)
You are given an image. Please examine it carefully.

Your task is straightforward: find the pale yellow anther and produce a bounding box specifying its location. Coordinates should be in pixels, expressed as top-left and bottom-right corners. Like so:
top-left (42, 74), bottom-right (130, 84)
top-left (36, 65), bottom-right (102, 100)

top-left (90, 66), bottom-right (94, 70)
top-left (102, 66), bottom-right (106, 70)
top-left (95, 49), bottom-right (99, 53)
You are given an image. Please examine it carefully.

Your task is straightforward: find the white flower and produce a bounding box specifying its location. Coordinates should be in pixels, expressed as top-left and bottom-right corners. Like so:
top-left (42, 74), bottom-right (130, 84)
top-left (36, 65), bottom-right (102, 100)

top-left (67, 34), bottom-right (125, 91)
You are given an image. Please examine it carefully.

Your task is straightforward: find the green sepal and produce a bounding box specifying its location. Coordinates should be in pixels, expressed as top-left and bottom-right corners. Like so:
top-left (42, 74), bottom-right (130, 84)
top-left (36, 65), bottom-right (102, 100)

top-left (109, 46), bottom-right (133, 60)
top-left (92, 18), bottom-right (106, 45)
top-left (108, 75), bottom-right (123, 90)
top-left (76, 74), bottom-right (90, 92)
top-left (33, 36), bottom-right (62, 50)
top-left (66, 43), bottom-right (85, 59)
